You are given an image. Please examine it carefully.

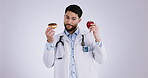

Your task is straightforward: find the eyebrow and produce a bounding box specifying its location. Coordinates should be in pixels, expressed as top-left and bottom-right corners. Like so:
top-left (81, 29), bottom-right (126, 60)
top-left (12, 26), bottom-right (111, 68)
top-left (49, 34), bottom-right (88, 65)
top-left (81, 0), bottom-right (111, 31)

top-left (65, 15), bottom-right (77, 19)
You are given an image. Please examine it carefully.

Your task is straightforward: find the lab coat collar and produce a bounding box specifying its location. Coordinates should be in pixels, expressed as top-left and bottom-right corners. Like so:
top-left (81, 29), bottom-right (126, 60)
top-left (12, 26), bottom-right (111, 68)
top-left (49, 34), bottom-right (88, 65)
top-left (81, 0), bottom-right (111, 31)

top-left (58, 28), bottom-right (87, 44)
top-left (59, 28), bottom-right (87, 37)
top-left (64, 28), bottom-right (79, 37)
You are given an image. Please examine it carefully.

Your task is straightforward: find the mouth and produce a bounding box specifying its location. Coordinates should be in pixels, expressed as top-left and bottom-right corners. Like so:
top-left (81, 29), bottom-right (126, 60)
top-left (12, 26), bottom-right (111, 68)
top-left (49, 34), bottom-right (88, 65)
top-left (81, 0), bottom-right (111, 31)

top-left (66, 24), bottom-right (72, 26)
top-left (66, 24), bottom-right (73, 28)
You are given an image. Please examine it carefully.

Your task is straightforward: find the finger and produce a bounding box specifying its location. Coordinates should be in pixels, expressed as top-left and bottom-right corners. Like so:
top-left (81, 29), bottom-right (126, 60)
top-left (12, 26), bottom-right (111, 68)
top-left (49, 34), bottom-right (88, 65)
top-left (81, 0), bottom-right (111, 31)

top-left (48, 31), bottom-right (55, 36)
top-left (89, 27), bottom-right (98, 33)
top-left (46, 27), bottom-right (53, 32)
top-left (90, 23), bottom-right (99, 29)
top-left (90, 26), bottom-right (99, 30)
top-left (46, 28), bottom-right (53, 34)
top-left (45, 27), bottom-right (50, 34)
top-left (89, 23), bottom-right (96, 27)
top-left (51, 31), bottom-right (55, 36)
top-left (90, 23), bottom-right (96, 26)
top-left (89, 28), bottom-right (94, 32)
top-left (46, 27), bottom-right (51, 31)
top-left (89, 26), bottom-right (97, 30)
top-left (90, 28), bottom-right (95, 32)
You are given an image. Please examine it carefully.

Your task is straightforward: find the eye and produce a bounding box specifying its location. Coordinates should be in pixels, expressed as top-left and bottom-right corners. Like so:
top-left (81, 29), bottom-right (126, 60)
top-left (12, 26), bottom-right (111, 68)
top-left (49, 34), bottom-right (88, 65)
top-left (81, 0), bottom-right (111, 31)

top-left (65, 15), bottom-right (69, 19)
top-left (66, 16), bottom-right (69, 19)
top-left (65, 16), bottom-right (69, 19)
top-left (72, 18), bottom-right (76, 20)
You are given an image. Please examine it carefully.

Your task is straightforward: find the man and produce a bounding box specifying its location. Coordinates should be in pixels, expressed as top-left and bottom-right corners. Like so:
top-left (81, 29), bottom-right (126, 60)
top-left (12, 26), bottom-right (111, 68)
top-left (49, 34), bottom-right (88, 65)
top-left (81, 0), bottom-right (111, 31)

top-left (43, 4), bottom-right (106, 78)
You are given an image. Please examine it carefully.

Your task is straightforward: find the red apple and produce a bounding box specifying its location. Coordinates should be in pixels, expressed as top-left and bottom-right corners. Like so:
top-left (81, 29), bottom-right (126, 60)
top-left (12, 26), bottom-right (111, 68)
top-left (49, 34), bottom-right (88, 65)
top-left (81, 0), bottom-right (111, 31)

top-left (86, 21), bottom-right (94, 28)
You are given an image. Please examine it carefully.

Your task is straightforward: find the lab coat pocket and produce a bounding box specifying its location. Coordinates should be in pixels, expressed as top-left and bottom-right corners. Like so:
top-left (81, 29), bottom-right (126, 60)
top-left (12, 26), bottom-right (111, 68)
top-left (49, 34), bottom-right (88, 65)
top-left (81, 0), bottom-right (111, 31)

top-left (82, 45), bottom-right (93, 59)
top-left (55, 42), bottom-right (65, 59)
top-left (83, 46), bottom-right (93, 53)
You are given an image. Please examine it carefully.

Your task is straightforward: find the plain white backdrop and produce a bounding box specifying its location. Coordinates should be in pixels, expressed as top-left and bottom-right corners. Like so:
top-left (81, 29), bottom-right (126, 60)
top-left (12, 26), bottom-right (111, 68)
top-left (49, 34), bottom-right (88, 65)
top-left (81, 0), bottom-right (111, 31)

top-left (0, 0), bottom-right (148, 78)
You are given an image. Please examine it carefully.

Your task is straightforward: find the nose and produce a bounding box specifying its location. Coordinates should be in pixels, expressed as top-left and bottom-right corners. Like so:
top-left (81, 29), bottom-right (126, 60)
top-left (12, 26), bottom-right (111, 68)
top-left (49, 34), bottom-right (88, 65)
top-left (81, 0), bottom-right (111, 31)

top-left (67, 19), bottom-right (72, 24)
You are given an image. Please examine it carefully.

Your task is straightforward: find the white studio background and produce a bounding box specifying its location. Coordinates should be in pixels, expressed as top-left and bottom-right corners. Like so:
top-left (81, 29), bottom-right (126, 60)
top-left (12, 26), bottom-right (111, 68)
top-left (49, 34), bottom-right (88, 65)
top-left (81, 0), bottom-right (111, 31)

top-left (0, 0), bottom-right (148, 78)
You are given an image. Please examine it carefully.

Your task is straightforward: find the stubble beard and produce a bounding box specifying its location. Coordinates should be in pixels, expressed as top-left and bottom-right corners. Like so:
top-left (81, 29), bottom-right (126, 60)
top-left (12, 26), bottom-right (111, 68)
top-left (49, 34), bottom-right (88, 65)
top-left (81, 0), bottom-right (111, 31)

top-left (64, 24), bottom-right (77, 33)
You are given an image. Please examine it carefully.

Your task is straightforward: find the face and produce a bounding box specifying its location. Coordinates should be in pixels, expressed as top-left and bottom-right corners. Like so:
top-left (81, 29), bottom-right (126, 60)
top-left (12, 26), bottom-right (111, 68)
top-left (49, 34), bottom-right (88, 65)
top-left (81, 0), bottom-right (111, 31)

top-left (64, 11), bottom-right (81, 33)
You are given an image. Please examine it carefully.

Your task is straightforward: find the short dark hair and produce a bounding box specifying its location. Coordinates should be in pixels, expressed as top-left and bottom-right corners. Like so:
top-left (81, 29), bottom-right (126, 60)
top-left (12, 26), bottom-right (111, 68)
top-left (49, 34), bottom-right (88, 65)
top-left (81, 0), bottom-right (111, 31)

top-left (65, 4), bottom-right (83, 18)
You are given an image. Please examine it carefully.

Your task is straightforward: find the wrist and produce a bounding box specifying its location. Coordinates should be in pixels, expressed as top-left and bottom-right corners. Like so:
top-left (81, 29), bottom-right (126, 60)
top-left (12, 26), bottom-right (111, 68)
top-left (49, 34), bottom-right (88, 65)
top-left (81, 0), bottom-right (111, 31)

top-left (95, 37), bottom-right (101, 42)
top-left (94, 34), bottom-right (101, 42)
top-left (95, 39), bottom-right (101, 42)
top-left (47, 40), bottom-right (53, 43)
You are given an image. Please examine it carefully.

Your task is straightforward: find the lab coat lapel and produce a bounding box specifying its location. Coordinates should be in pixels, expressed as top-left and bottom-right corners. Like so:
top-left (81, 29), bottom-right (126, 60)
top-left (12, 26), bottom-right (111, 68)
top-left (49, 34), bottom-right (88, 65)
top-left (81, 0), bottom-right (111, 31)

top-left (59, 32), bottom-right (70, 44)
top-left (58, 29), bottom-right (87, 45)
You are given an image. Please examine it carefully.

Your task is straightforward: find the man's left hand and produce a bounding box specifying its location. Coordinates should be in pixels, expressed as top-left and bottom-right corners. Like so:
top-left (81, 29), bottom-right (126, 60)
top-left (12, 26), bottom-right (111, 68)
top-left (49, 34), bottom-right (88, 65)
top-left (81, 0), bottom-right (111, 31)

top-left (89, 23), bottom-right (101, 42)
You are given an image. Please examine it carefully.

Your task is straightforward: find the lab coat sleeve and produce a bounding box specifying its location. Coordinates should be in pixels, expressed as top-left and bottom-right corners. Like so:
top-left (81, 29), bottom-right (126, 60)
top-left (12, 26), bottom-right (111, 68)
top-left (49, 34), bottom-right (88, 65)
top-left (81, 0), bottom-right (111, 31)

top-left (43, 42), bottom-right (55, 68)
top-left (92, 41), bottom-right (107, 64)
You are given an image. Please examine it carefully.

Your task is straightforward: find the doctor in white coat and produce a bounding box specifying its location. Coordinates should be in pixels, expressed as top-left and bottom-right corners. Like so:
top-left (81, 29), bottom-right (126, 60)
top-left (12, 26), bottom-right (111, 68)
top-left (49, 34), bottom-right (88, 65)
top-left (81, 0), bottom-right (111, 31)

top-left (43, 4), bottom-right (107, 78)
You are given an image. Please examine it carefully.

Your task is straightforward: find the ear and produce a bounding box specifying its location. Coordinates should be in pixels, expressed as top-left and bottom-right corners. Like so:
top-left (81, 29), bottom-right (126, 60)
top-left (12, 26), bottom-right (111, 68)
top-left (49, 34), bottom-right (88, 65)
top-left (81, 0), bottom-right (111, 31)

top-left (78, 18), bottom-right (82, 23)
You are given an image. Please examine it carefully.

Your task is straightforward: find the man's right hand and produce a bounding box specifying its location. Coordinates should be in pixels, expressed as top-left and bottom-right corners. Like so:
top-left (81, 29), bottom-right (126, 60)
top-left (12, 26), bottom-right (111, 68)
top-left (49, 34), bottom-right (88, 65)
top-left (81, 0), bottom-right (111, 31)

top-left (45, 27), bottom-right (55, 43)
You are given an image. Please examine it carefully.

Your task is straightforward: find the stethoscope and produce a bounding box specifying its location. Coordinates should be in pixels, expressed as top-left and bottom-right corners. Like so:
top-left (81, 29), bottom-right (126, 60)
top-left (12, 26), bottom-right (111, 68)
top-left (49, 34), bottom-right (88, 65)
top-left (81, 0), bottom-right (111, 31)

top-left (55, 35), bottom-right (85, 47)
top-left (55, 34), bottom-right (89, 60)
top-left (55, 36), bottom-right (64, 47)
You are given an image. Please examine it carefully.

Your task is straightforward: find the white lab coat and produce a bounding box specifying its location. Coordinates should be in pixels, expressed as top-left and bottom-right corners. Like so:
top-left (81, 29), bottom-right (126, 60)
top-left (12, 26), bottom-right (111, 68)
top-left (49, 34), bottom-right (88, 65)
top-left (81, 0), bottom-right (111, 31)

top-left (43, 29), bottom-right (107, 78)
